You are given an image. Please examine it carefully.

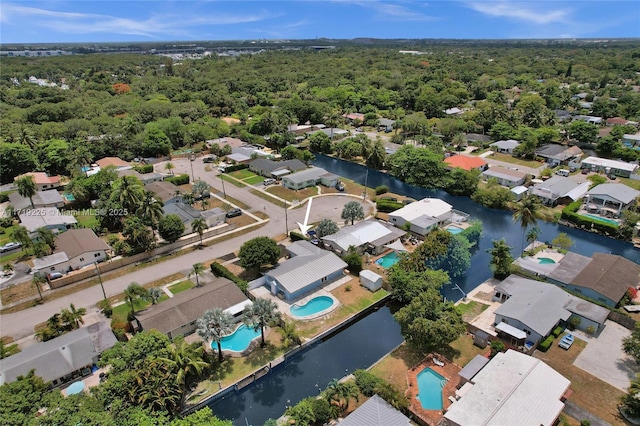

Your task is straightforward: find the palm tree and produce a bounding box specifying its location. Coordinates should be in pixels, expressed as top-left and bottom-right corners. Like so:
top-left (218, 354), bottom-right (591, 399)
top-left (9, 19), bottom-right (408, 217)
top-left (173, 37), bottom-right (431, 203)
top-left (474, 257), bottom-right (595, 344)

top-left (112, 175), bottom-right (144, 213)
top-left (60, 303), bottom-right (87, 330)
top-left (525, 226), bottom-right (541, 251)
top-left (189, 262), bottom-right (205, 287)
top-left (149, 287), bottom-right (163, 304)
top-left (68, 146), bottom-right (93, 177)
top-left (164, 162), bottom-right (175, 176)
top-left (124, 282), bottom-right (150, 318)
top-left (196, 308), bottom-right (234, 363)
top-left (137, 191), bottom-right (164, 230)
top-left (278, 320), bottom-right (301, 348)
top-left (36, 227), bottom-right (55, 254)
top-left (199, 197), bottom-right (209, 211)
top-left (324, 379), bottom-right (360, 413)
top-left (512, 195), bottom-right (542, 254)
top-left (32, 274), bottom-right (46, 301)
top-left (10, 226), bottom-right (31, 253)
top-left (15, 175), bottom-right (36, 208)
top-left (191, 218), bottom-right (208, 247)
top-left (158, 336), bottom-right (209, 395)
top-left (243, 298), bottom-right (281, 348)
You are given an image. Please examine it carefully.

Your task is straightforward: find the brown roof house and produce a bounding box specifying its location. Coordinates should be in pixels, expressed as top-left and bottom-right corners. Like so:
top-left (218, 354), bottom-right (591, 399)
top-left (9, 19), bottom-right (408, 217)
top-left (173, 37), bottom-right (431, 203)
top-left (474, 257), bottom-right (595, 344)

top-left (135, 277), bottom-right (252, 339)
top-left (144, 181), bottom-right (183, 205)
top-left (548, 253), bottom-right (640, 307)
top-left (32, 228), bottom-right (111, 275)
top-left (95, 156), bottom-right (132, 170)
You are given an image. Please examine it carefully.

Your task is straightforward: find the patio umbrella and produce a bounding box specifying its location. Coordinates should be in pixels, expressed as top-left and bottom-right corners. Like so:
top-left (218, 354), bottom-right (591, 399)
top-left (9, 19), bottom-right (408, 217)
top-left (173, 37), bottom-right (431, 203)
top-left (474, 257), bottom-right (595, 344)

top-left (66, 381), bottom-right (85, 395)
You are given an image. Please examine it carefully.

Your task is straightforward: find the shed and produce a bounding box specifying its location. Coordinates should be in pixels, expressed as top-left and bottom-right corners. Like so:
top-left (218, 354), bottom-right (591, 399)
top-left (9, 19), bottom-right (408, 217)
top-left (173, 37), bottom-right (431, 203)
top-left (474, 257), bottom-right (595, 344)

top-left (473, 329), bottom-right (490, 348)
top-left (360, 269), bottom-right (383, 292)
top-left (458, 354), bottom-right (490, 386)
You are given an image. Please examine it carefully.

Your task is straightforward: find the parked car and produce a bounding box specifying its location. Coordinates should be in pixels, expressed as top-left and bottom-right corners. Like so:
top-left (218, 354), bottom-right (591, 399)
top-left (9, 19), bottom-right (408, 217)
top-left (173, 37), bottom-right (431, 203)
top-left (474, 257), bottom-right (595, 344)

top-left (0, 242), bottom-right (22, 253)
top-left (263, 178), bottom-right (276, 186)
top-left (558, 334), bottom-right (574, 350)
top-left (581, 168), bottom-right (589, 175)
top-left (335, 182), bottom-right (345, 192)
top-left (202, 155), bottom-right (216, 163)
top-left (226, 208), bottom-right (242, 218)
top-left (48, 271), bottom-right (63, 280)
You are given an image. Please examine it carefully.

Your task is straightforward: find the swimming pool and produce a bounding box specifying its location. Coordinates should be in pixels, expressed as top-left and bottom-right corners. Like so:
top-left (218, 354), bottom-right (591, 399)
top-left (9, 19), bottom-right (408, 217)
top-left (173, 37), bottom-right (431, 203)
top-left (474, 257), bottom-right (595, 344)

top-left (376, 251), bottom-right (400, 269)
top-left (446, 225), bottom-right (463, 235)
top-left (63, 193), bottom-right (76, 202)
top-left (290, 296), bottom-right (335, 317)
top-left (416, 367), bottom-right (446, 410)
top-left (538, 257), bottom-right (556, 264)
top-left (215, 324), bottom-right (261, 352)
top-left (582, 213), bottom-right (619, 226)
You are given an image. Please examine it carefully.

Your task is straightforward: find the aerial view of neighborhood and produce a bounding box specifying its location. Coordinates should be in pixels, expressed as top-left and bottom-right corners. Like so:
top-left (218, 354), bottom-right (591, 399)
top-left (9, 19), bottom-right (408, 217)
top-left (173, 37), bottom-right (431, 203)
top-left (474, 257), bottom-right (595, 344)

top-left (1, 1), bottom-right (640, 425)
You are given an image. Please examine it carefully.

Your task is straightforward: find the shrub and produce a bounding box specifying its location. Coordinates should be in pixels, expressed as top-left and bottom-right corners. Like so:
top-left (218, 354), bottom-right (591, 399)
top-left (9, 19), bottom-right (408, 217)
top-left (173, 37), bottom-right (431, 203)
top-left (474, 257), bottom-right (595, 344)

top-left (375, 185), bottom-right (389, 195)
top-left (586, 326), bottom-right (596, 335)
top-left (97, 299), bottom-right (113, 318)
top-left (538, 335), bottom-right (555, 352)
top-left (289, 231), bottom-right (305, 241)
top-left (561, 201), bottom-right (622, 237)
top-left (224, 163), bottom-right (249, 173)
top-left (343, 252), bottom-right (362, 275)
top-left (210, 262), bottom-right (248, 294)
top-left (354, 369), bottom-right (382, 396)
top-left (490, 340), bottom-right (505, 357)
top-left (376, 199), bottom-right (403, 213)
top-left (552, 326), bottom-right (564, 337)
top-left (165, 174), bottom-right (190, 185)
top-left (0, 192), bottom-right (9, 203)
top-left (133, 164), bottom-right (153, 174)
top-left (569, 316), bottom-right (581, 330)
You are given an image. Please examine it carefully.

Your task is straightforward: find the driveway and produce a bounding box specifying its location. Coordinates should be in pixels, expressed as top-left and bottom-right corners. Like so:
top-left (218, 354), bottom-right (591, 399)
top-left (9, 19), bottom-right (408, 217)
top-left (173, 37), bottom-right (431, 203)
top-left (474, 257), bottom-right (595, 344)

top-left (573, 320), bottom-right (635, 391)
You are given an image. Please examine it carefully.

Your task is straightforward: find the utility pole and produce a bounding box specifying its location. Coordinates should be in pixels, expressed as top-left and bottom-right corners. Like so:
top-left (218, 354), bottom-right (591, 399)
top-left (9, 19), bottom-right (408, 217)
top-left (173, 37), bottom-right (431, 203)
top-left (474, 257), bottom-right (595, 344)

top-left (95, 262), bottom-right (106, 300)
top-left (220, 172), bottom-right (227, 199)
top-left (189, 155), bottom-right (196, 182)
top-left (284, 199), bottom-right (288, 236)
top-left (363, 169), bottom-right (369, 201)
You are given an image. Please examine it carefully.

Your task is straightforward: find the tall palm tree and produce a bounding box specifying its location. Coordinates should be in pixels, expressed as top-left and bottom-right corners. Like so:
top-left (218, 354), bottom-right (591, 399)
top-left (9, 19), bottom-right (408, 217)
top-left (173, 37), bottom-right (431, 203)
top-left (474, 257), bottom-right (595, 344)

top-left (36, 227), bottom-right (55, 254)
top-left (199, 197), bottom-right (209, 211)
top-left (191, 218), bottom-right (208, 247)
top-left (15, 175), bottom-right (36, 208)
top-left (164, 162), bottom-right (175, 176)
top-left (124, 282), bottom-right (150, 318)
top-left (525, 226), bottom-right (541, 251)
top-left (137, 191), bottom-right (164, 230)
top-left (60, 303), bottom-right (87, 330)
top-left (158, 336), bottom-right (209, 395)
top-left (112, 175), bottom-right (144, 213)
top-left (32, 274), bottom-right (46, 301)
top-left (10, 226), bottom-right (31, 253)
top-left (189, 262), bottom-right (205, 287)
top-left (149, 287), bottom-right (163, 304)
top-left (324, 379), bottom-right (360, 413)
top-left (243, 298), bottom-right (281, 348)
top-left (512, 195), bottom-right (542, 254)
top-left (68, 146), bottom-right (93, 177)
top-left (196, 308), bottom-right (234, 363)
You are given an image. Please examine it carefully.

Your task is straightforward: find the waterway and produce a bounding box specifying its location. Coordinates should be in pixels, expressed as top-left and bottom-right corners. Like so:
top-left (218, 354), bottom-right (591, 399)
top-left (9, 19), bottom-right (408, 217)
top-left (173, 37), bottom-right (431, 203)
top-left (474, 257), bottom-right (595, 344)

top-left (313, 154), bottom-right (640, 301)
top-left (208, 305), bottom-right (403, 425)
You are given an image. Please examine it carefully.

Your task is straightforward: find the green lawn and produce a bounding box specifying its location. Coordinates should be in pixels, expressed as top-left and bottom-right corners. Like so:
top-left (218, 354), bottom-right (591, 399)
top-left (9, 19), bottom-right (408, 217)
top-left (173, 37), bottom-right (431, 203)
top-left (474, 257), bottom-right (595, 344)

top-left (0, 225), bottom-right (18, 245)
top-left (455, 300), bottom-right (489, 322)
top-left (168, 280), bottom-right (194, 295)
top-left (220, 175), bottom-right (246, 188)
top-left (0, 250), bottom-right (27, 264)
top-left (229, 169), bottom-right (254, 180)
top-left (249, 189), bottom-right (286, 208)
top-left (618, 177), bottom-right (640, 191)
top-left (74, 211), bottom-right (99, 228)
top-left (244, 175), bottom-right (264, 185)
top-left (112, 295), bottom-right (169, 322)
top-left (487, 152), bottom-right (544, 168)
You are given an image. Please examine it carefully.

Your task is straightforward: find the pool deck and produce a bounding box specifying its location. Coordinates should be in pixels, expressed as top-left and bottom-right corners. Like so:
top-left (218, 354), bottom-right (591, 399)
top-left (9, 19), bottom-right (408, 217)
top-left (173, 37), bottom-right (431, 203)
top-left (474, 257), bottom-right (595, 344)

top-left (406, 354), bottom-right (462, 425)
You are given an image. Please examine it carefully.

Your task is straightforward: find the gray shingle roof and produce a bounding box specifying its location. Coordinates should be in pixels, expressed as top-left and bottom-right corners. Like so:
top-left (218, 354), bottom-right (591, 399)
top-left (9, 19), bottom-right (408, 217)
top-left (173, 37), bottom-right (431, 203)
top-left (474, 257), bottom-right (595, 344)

top-left (547, 252), bottom-right (591, 284)
top-left (339, 394), bottom-right (412, 426)
top-left (531, 176), bottom-right (580, 200)
top-left (0, 321), bottom-right (116, 385)
top-left (587, 183), bottom-right (640, 205)
top-left (459, 354), bottom-right (490, 382)
top-left (145, 181), bottom-right (181, 203)
top-left (54, 228), bottom-right (110, 260)
top-left (571, 253), bottom-right (640, 303)
top-left (249, 159), bottom-right (307, 175)
top-left (482, 166), bottom-right (527, 181)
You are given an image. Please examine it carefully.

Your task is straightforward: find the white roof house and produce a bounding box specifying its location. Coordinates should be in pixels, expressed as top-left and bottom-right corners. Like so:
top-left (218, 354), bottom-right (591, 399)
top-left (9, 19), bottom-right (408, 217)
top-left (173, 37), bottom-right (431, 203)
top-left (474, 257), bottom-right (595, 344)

top-left (490, 139), bottom-right (520, 153)
top-left (586, 183), bottom-right (640, 207)
top-left (321, 220), bottom-right (405, 254)
top-left (18, 207), bottom-right (77, 235)
top-left (482, 166), bottom-right (527, 188)
top-left (388, 198), bottom-right (453, 236)
top-left (581, 156), bottom-right (638, 176)
top-left (529, 176), bottom-right (588, 206)
top-left (444, 350), bottom-right (570, 426)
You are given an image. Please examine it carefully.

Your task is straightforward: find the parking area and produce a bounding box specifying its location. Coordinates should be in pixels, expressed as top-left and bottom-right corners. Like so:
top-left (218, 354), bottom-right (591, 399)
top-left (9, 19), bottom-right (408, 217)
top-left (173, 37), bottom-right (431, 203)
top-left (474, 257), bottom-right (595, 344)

top-left (573, 320), bottom-right (635, 391)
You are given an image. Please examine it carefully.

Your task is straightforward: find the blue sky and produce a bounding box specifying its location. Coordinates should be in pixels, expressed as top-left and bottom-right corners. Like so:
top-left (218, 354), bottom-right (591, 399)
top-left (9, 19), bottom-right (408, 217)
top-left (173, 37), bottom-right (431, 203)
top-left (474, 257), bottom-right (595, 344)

top-left (1, 1), bottom-right (638, 44)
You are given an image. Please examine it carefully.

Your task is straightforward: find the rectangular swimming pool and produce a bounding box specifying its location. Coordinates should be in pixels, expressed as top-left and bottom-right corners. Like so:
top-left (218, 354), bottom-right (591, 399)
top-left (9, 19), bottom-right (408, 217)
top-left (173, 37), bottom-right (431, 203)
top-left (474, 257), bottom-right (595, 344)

top-left (581, 213), bottom-right (619, 227)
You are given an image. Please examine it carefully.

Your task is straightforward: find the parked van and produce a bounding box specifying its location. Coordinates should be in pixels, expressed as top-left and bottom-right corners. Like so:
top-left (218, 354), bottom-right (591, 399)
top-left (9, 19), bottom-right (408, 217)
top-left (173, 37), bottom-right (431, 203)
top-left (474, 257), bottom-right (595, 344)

top-left (263, 178), bottom-right (276, 186)
top-left (555, 169), bottom-right (570, 177)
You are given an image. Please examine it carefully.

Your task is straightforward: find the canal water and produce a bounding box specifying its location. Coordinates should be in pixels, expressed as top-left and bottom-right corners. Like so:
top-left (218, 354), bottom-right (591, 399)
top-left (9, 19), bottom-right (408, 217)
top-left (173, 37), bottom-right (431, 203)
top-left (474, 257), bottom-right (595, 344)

top-left (208, 305), bottom-right (403, 425)
top-left (313, 154), bottom-right (640, 301)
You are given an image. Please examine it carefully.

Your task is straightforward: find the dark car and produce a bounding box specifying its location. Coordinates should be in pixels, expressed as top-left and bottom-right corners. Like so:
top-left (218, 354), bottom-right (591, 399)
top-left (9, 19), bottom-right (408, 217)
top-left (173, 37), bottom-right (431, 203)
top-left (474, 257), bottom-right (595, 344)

top-left (581, 168), bottom-right (589, 174)
top-left (226, 208), bottom-right (242, 218)
top-left (335, 182), bottom-right (345, 192)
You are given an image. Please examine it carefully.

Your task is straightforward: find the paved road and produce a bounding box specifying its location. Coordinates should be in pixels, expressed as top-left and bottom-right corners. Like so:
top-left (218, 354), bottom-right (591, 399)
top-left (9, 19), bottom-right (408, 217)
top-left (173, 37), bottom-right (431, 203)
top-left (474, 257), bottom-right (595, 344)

top-left (0, 159), bottom-right (372, 340)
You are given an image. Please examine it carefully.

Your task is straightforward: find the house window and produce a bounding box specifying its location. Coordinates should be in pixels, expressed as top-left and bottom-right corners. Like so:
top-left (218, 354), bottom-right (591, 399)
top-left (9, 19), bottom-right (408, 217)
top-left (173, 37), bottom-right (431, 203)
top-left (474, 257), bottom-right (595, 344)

top-left (79, 257), bottom-right (84, 262)
top-left (321, 276), bottom-right (328, 283)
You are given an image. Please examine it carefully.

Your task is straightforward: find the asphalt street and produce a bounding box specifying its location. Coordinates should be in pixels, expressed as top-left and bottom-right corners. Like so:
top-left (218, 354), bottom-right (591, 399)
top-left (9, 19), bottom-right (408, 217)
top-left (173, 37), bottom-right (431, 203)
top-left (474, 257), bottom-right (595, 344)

top-left (0, 158), bottom-right (371, 340)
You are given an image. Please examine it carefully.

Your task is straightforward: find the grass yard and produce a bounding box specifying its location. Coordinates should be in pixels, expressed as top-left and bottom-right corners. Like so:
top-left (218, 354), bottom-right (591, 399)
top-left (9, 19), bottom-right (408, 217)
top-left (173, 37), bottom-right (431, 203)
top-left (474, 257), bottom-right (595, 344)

top-left (74, 210), bottom-right (99, 228)
top-left (249, 189), bottom-right (286, 208)
top-left (267, 185), bottom-right (319, 202)
top-left (111, 292), bottom-right (169, 323)
top-left (618, 177), bottom-right (640, 191)
top-left (534, 338), bottom-right (625, 425)
top-left (229, 169), bottom-right (255, 180)
top-left (244, 175), bottom-right (264, 185)
top-left (168, 280), bottom-right (194, 295)
top-left (0, 249), bottom-right (27, 264)
top-left (455, 300), bottom-right (489, 323)
top-left (220, 175), bottom-right (246, 188)
top-left (488, 152), bottom-right (545, 168)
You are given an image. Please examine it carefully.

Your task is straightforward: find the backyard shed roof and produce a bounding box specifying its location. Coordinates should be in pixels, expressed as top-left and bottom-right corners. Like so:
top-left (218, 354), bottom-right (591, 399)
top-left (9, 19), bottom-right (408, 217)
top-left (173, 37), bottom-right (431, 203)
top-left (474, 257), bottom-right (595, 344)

top-left (458, 354), bottom-right (490, 382)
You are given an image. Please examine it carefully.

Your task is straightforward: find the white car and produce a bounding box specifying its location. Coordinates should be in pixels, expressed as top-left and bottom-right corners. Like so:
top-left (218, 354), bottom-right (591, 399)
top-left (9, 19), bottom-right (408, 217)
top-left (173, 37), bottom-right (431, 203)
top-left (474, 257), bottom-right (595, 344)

top-left (0, 242), bottom-right (22, 253)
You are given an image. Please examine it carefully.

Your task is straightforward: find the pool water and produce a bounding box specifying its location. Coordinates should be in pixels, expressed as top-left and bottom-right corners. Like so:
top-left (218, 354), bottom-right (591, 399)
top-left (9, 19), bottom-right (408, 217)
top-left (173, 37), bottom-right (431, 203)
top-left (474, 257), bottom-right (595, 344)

top-left (376, 251), bottom-right (400, 269)
top-left (216, 324), bottom-right (261, 352)
top-left (290, 296), bottom-right (334, 317)
top-left (63, 193), bottom-right (76, 202)
top-left (447, 225), bottom-right (463, 235)
top-left (582, 213), bottom-right (619, 227)
top-left (416, 368), bottom-right (446, 410)
top-left (538, 257), bottom-right (556, 264)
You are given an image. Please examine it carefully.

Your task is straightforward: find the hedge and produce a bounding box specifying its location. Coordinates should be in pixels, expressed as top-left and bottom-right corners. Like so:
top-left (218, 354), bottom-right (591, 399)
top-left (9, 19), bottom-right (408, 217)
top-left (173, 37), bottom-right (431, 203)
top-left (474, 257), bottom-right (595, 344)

top-left (375, 185), bottom-right (389, 195)
top-left (289, 231), bottom-right (305, 241)
top-left (376, 199), bottom-right (404, 213)
top-left (561, 201), bottom-right (621, 236)
top-left (223, 164), bottom-right (249, 173)
top-left (210, 262), bottom-right (249, 294)
top-left (552, 326), bottom-right (564, 337)
top-left (165, 174), bottom-right (190, 185)
top-left (537, 335), bottom-right (555, 352)
top-left (133, 164), bottom-right (154, 174)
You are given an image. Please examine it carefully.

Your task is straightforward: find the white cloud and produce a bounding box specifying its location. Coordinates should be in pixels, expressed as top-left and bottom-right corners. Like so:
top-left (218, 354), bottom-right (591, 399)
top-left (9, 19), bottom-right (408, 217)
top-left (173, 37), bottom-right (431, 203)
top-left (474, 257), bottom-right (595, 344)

top-left (466, 1), bottom-right (570, 24)
top-left (334, 0), bottom-right (440, 22)
top-left (0, 3), bottom-right (274, 39)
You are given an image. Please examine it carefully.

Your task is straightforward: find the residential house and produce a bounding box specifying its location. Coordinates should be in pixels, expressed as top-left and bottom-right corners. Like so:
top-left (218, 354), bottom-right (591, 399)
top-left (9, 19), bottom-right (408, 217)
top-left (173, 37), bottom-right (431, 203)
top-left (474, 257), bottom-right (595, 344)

top-left (584, 183), bottom-right (640, 216)
top-left (95, 156), bottom-right (131, 170)
top-left (281, 167), bottom-right (339, 190)
top-left (464, 133), bottom-right (492, 145)
top-left (444, 155), bottom-right (487, 172)
top-left (548, 253), bottom-right (640, 307)
top-left (117, 169), bottom-right (164, 185)
top-left (249, 158), bottom-right (307, 179)
top-left (445, 107), bottom-right (463, 115)
top-left (199, 208), bottom-right (227, 227)
top-left (535, 144), bottom-right (583, 166)
top-left (14, 172), bottom-right (61, 191)
top-left (457, 354), bottom-right (489, 388)
top-left (482, 166), bottom-right (527, 188)
top-left (32, 228), bottom-right (110, 275)
top-left (492, 275), bottom-right (609, 345)
top-left (554, 109), bottom-right (572, 122)
top-left (388, 198), bottom-right (454, 236)
top-left (343, 112), bottom-right (365, 124)
top-left (162, 203), bottom-right (226, 234)
top-left (574, 115), bottom-right (603, 125)
top-left (144, 181), bottom-right (183, 205)
top-left (322, 220), bottom-right (406, 255)
top-left (623, 132), bottom-right (640, 148)
top-left (377, 118), bottom-right (395, 132)
top-left (18, 207), bottom-right (77, 237)
top-left (340, 394), bottom-right (412, 426)
top-left (443, 350), bottom-right (570, 426)
top-left (231, 145), bottom-right (271, 161)
top-left (313, 128), bottom-right (349, 139)
top-left (9, 190), bottom-right (65, 210)
top-left (608, 117), bottom-right (637, 127)
top-left (490, 139), bottom-right (520, 154)
top-left (0, 321), bottom-right (117, 386)
top-left (529, 176), bottom-right (589, 206)
top-left (581, 156), bottom-right (638, 177)
top-left (511, 185), bottom-right (528, 201)
top-left (136, 277), bottom-right (252, 339)
top-left (264, 240), bottom-right (347, 300)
